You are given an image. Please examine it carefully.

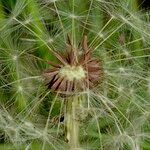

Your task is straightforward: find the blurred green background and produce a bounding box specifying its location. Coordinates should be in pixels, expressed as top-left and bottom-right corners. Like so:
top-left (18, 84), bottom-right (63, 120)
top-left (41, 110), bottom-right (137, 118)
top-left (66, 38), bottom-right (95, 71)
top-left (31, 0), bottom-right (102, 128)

top-left (0, 0), bottom-right (150, 149)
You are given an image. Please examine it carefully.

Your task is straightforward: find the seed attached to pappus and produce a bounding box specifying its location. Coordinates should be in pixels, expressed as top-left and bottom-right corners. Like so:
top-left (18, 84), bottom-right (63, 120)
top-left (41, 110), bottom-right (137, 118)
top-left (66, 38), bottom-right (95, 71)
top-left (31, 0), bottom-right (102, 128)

top-left (43, 35), bottom-right (103, 95)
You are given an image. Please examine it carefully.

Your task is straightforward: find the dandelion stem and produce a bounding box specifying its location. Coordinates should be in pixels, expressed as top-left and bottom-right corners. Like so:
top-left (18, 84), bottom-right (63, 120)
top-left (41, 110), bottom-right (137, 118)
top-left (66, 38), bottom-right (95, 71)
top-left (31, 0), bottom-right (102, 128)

top-left (65, 96), bottom-right (80, 149)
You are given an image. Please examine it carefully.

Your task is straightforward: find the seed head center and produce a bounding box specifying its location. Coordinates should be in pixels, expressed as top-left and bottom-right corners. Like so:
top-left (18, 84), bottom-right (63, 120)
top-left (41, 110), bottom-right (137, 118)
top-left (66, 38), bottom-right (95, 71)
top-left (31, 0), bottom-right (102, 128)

top-left (59, 65), bottom-right (86, 81)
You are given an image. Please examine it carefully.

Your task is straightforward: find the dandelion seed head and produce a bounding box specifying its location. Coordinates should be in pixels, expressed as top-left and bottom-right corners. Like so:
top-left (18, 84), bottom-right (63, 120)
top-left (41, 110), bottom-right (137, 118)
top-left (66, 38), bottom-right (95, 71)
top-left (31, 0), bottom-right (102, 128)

top-left (43, 36), bottom-right (103, 94)
top-left (59, 65), bottom-right (86, 81)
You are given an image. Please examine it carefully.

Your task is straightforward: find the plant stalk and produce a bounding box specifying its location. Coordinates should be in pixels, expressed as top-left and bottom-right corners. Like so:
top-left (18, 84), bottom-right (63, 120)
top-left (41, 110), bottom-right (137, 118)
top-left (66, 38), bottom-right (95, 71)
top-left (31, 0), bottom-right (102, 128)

top-left (65, 96), bottom-right (80, 149)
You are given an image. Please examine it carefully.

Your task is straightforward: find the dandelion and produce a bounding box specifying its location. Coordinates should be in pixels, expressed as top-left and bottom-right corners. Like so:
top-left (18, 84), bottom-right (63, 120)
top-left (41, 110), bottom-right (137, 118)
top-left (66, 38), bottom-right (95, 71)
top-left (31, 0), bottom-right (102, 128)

top-left (43, 35), bottom-right (103, 95)
top-left (42, 35), bottom-right (103, 149)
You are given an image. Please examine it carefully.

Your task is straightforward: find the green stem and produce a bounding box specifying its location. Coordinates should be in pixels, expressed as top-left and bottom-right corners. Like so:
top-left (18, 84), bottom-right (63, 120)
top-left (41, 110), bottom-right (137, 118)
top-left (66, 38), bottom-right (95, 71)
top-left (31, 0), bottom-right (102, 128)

top-left (65, 97), bottom-right (80, 149)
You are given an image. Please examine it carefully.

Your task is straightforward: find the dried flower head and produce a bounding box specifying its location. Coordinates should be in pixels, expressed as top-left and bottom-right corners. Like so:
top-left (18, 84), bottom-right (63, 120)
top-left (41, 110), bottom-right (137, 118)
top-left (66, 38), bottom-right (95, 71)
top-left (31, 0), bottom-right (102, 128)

top-left (43, 35), bottom-right (103, 95)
